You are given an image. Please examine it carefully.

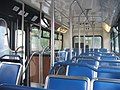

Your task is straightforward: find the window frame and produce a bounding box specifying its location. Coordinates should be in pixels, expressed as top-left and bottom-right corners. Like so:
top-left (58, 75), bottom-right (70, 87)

top-left (73, 35), bottom-right (103, 48)
top-left (110, 27), bottom-right (120, 53)
top-left (30, 25), bottom-right (63, 51)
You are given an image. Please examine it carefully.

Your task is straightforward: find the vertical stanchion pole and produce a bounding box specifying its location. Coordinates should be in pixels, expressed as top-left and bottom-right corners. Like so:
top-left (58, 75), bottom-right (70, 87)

top-left (91, 0), bottom-right (94, 51)
top-left (92, 23), bottom-right (95, 51)
top-left (78, 16), bottom-right (81, 55)
top-left (83, 23), bottom-right (86, 53)
top-left (21, 2), bottom-right (26, 85)
top-left (38, 1), bottom-right (43, 85)
top-left (51, 0), bottom-right (55, 67)
top-left (21, 3), bottom-right (24, 59)
top-left (92, 19), bottom-right (95, 51)
top-left (16, 19), bottom-right (19, 50)
top-left (58, 32), bottom-right (61, 51)
top-left (69, 5), bottom-right (73, 60)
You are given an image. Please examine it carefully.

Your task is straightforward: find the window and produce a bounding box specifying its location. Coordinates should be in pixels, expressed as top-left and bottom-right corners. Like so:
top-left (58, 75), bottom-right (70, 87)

top-left (41, 30), bottom-right (50, 48)
top-left (54, 33), bottom-right (58, 40)
top-left (30, 27), bottom-right (40, 52)
top-left (41, 38), bottom-right (49, 48)
top-left (0, 26), bottom-right (10, 52)
top-left (111, 27), bottom-right (119, 53)
top-left (73, 35), bottom-right (103, 49)
top-left (42, 30), bottom-right (50, 38)
top-left (30, 26), bottom-right (63, 51)
top-left (15, 30), bottom-right (25, 56)
top-left (54, 34), bottom-right (63, 50)
top-left (58, 34), bottom-right (62, 40)
top-left (55, 40), bottom-right (62, 50)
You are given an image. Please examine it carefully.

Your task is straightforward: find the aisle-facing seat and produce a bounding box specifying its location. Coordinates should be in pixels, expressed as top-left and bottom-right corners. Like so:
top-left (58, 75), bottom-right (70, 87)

top-left (45, 75), bottom-right (90, 90)
top-left (92, 78), bottom-right (120, 90)
top-left (0, 62), bottom-right (22, 85)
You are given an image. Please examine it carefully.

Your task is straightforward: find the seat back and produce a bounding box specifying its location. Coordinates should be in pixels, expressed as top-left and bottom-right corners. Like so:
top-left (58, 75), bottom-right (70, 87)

top-left (99, 48), bottom-right (107, 52)
top-left (66, 65), bottom-right (96, 80)
top-left (97, 66), bottom-right (120, 79)
top-left (0, 62), bottom-right (22, 85)
top-left (0, 84), bottom-right (45, 90)
top-left (101, 56), bottom-right (118, 61)
top-left (92, 78), bottom-right (120, 90)
top-left (78, 59), bottom-right (99, 66)
top-left (57, 51), bottom-right (68, 61)
top-left (45, 75), bottom-right (90, 90)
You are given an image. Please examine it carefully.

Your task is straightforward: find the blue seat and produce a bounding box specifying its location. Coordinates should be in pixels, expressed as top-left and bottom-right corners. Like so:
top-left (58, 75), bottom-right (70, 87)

top-left (92, 78), bottom-right (120, 90)
top-left (67, 64), bottom-right (96, 80)
top-left (0, 62), bottom-right (22, 85)
top-left (78, 59), bottom-right (99, 66)
top-left (66, 51), bottom-right (76, 61)
top-left (100, 56), bottom-right (119, 66)
top-left (57, 51), bottom-right (68, 61)
top-left (73, 48), bottom-right (79, 57)
top-left (102, 52), bottom-right (113, 56)
top-left (45, 75), bottom-right (90, 90)
top-left (76, 56), bottom-right (100, 66)
top-left (89, 48), bottom-right (99, 52)
top-left (99, 48), bottom-right (107, 52)
top-left (101, 56), bottom-right (118, 61)
top-left (0, 84), bottom-right (46, 90)
top-left (97, 66), bottom-right (120, 79)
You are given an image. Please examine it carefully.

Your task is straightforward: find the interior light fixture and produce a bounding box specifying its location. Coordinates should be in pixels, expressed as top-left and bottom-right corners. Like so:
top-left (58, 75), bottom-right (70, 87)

top-left (57, 26), bottom-right (68, 33)
top-left (102, 22), bottom-right (111, 32)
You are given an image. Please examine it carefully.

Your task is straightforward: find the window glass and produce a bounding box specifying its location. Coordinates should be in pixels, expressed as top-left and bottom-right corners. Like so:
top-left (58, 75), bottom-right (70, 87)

top-left (30, 27), bottom-right (40, 52)
top-left (15, 30), bottom-right (25, 56)
top-left (111, 27), bottom-right (119, 52)
top-left (55, 40), bottom-right (62, 50)
top-left (73, 36), bottom-right (102, 48)
top-left (30, 27), bottom-right (50, 51)
top-left (55, 34), bottom-right (63, 50)
top-left (42, 30), bottom-right (50, 38)
top-left (31, 26), bottom-right (63, 51)
top-left (58, 34), bottom-right (62, 40)
top-left (41, 38), bottom-right (49, 48)
top-left (115, 36), bottom-right (119, 52)
top-left (54, 33), bottom-right (58, 39)
top-left (0, 26), bottom-right (9, 52)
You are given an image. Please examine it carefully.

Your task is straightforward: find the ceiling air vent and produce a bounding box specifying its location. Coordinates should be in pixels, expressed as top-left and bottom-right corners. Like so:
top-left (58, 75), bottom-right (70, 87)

top-left (31, 16), bottom-right (38, 21)
top-left (13, 6), bottom-right (19, 12)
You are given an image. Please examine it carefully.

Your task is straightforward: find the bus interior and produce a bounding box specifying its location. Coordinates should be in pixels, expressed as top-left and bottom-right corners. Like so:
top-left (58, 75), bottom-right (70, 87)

top-left (0, 0), bottom-right (120, 90)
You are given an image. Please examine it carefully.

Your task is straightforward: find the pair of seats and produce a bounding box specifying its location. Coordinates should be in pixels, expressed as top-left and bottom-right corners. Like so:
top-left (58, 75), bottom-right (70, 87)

top-left (1, 74), bottom-right (120, 90)
top-left (45, 75), bottom-right (120, 90)
top-left (51, 61), bottom-right (120, 80)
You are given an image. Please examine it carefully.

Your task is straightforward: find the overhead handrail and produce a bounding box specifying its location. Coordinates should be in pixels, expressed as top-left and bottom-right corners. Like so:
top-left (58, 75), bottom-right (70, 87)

top-left (69, 0), bottom-right (95, 59)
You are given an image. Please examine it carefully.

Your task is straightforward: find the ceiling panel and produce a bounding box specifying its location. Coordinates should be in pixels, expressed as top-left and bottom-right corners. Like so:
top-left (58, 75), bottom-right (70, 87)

top-left (16, 0), bottom-right (120, 28)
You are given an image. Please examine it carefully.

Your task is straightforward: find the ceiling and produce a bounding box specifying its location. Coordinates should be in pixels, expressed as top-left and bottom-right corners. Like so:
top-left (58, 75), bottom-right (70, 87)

top-left (16, 0), bottom-right (120, 31)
